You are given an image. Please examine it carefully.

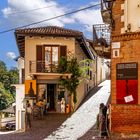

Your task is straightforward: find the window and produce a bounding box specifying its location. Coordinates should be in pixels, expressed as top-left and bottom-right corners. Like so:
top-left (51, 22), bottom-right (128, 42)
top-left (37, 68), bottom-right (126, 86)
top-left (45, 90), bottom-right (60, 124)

top-left (113, 49), bottom-right (119, 58)
top-left (36, 45), bottom-right (67, 72)
top-left (45, 46), bottom-right (58, 66)
top-left (45, 47), bottom-right (51, 65)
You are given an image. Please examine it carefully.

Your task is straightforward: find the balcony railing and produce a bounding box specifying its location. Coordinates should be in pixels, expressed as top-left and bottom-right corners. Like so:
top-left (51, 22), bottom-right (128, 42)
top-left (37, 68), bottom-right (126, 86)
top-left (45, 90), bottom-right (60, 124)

top-left (29, 61), bottom-right (59, 73)
top-left (93, 24), bottom-right (111, 59)
top-left (93, 24), bottom-right (111, 46)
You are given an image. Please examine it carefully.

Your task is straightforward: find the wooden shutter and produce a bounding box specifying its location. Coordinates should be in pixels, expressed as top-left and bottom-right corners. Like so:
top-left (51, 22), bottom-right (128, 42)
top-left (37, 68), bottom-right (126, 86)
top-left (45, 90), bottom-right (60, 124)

top-left (22, 68), bottom-right (25, 84)
top-left (36, 45), bottom-right (45, 72)
top-left (60, 46), bottom-right (67, 57)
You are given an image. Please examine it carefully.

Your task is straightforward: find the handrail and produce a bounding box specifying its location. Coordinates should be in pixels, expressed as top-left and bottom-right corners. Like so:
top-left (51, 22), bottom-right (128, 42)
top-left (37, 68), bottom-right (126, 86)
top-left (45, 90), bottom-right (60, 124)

top-left (29, 61), bottom-right (59, 73)
top-left (93, 24), bottom-right (111, 46)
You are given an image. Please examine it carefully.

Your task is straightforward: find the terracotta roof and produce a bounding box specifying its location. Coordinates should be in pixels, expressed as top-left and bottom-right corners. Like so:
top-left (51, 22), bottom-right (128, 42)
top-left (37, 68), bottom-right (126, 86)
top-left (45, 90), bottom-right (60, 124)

top-left (15, 26), bottom-right (95, 59)
top-left (15, 26), bottom-right (83, 37)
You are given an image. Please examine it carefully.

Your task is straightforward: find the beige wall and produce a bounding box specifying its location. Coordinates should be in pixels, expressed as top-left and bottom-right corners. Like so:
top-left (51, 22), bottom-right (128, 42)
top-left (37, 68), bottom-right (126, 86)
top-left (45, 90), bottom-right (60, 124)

top-left (74, 42), bottom-right (96, 109)
top-left (122, 0), bottom-right (140, 33)
top-left (25, 36), bottom-right (75, 78)
top-left (24, 36), bottom-right (97, 110)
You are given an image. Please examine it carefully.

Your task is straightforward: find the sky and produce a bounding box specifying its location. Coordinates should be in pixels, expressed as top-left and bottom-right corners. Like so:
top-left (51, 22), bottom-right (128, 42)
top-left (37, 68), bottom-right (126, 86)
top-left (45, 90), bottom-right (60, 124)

top-left (0, 0), bottom-right (103, 69)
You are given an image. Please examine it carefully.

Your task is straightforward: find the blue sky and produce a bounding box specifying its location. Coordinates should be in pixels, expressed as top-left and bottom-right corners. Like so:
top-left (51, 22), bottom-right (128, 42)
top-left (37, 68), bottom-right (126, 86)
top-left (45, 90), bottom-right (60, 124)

top-left (0, 0), bottom-right (102, 69)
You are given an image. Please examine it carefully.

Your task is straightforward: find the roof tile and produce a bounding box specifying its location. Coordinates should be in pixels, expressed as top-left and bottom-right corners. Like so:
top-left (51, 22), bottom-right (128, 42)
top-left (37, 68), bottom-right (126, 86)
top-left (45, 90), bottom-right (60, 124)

top-left (15, 26), bottom-right (83, 37)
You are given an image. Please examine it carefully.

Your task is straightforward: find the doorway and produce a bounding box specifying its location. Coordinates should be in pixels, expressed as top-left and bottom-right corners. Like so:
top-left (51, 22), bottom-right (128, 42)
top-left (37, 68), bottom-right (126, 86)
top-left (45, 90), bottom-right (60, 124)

top-left (47, 84), bottom-right (56, 111)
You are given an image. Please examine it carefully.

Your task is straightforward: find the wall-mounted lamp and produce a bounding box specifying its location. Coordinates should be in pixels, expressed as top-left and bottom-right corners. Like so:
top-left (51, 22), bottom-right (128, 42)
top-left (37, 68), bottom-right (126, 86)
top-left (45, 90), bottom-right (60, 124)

top-left (101, 0), bottom-right (116, 28)
top-left (127, 23), bottom-right (131, 32)
top-left (103, 0), bottom-right (115, 10)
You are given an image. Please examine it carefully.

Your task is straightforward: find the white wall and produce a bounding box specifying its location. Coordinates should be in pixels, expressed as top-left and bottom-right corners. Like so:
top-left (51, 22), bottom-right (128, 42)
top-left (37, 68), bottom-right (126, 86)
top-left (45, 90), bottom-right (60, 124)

top-left (122, 0), bottom-right (140, 33)
top-left (15, 84), bottom-right (25, 131)
top-left (96, 57), bottom-right (110, 84)
top-left (17, 57), bottom-right (24, 84)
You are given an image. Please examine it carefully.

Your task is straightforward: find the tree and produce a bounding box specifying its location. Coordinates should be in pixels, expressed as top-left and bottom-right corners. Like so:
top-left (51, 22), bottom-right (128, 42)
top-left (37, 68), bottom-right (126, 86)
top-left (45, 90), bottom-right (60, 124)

top-left (0, 61), bottom-right (19, 97)
top-left (79, 59), bottom-right (95, 81)
top-left (0, 60), bottom-right (7, 72)
top-left (0, 82), bottom-right (14, 110)
top-left (58, 57), bottom-right (95, 111)
top-left (0, 60), bottom-right (19, 110)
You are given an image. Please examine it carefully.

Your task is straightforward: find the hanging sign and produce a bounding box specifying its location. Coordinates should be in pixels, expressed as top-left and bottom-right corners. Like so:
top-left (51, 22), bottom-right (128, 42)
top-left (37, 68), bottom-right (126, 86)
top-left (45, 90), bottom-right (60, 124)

top-left (25, 80), bottom-right (36, 96)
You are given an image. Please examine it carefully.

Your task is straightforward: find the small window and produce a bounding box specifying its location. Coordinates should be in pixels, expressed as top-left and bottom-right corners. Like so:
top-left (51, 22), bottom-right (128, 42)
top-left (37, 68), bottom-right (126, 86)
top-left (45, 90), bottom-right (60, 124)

top-left (113, 49), bottom-right (119, 58)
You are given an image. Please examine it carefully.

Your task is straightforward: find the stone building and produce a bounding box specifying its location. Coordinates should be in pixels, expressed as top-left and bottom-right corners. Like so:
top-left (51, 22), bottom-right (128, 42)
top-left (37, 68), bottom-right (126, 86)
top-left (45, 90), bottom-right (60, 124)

top-left (101, 0), bottom-right (140, 134)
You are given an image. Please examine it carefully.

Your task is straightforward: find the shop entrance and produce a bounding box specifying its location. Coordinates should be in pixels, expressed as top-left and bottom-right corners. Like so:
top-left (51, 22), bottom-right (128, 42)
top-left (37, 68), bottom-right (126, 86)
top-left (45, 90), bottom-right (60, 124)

top-left (47, 84), bottom-right (56, 111)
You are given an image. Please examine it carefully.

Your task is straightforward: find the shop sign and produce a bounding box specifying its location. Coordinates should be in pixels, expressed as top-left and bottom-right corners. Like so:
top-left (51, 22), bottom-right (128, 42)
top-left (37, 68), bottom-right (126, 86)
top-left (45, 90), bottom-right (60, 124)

top-left (116, 63), bottom-right (138, 80)
top-left (25, 80), bottom-right (36, 96)
top-left (116, 62), bottom-right (138, 104)
top-left (112, 42), bottom-right (120, 49)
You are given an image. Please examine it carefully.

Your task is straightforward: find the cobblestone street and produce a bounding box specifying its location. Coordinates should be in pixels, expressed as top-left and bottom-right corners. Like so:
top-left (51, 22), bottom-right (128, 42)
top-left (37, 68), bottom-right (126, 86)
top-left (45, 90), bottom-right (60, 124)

top-left (0, 114), bottom-right (70, 140)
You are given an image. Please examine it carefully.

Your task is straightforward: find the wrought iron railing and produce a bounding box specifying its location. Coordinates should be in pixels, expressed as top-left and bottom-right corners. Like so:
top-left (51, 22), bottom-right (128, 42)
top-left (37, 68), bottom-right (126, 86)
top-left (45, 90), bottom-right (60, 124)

top-left (29, 61), bottom-right (59, 73)
top-left (93, 24), bottom-right (111, 46)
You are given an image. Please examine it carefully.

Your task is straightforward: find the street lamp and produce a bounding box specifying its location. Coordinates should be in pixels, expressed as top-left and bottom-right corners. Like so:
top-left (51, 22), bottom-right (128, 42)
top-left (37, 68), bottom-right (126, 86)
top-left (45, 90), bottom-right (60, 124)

top-left (101, 0), bottom-right (115, 28)
top-left (103, 0), bottom-right (115, 10)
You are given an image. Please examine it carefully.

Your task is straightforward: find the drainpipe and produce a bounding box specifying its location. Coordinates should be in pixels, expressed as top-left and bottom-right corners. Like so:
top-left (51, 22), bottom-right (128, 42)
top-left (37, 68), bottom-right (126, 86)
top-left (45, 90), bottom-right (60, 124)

top-left (96, 56), bottom-right (98, 86)
top-left (124, 0), bottom-right (128, 31)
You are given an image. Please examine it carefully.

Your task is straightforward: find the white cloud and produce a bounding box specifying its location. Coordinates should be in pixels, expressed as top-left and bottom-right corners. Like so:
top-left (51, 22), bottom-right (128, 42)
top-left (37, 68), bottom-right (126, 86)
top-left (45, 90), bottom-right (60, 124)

top-left (2, 0), bottom-right (74, 28)
top-left (72, 9), bottom-right (103, 32)
top-left (6, 52), bottom-right (16, 60)
top-left (1, 0), bottom-right (102, 34)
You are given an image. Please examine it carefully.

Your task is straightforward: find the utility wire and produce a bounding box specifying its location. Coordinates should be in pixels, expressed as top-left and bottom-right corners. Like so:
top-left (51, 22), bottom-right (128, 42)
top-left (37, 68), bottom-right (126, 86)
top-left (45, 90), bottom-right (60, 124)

top-left (0, 0), bottom-right (73, 17)
top-left (0, 3), bottom-right (100, 34)
top-left (0, 4), bottom-right (56, 16)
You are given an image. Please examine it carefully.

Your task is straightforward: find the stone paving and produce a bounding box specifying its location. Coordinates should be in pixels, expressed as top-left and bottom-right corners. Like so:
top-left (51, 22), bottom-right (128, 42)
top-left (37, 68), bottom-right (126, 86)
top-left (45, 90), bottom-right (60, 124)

top-left (0, 113), bottom-right (70, 140)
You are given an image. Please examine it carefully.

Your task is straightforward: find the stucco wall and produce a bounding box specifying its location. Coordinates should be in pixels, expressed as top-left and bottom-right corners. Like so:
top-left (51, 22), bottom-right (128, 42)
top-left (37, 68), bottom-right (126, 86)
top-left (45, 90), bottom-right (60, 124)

top-left (24, 36), bottom-right (96, 110)
top-left (122, 0), bottom-right (140, 33)
top-left (25, 36), bottom-right (75, 78)
top-left (74, 41), bottom-right (96, 109)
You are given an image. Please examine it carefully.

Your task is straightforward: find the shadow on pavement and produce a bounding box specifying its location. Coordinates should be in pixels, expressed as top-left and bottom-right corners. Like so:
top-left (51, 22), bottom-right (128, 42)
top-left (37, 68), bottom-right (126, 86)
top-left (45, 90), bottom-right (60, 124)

top-left (77, 85), bottom-right (103, 109)
top-left (0, 113), bottom-right (70, 140)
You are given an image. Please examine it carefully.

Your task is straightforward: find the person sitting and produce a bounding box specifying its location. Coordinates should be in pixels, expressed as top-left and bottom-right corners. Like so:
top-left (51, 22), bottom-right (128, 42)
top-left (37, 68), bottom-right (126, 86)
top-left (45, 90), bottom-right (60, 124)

top-left (37, 100), bottom-right (45, 119)
top-left (32, 103), bottom-right (40, 119)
